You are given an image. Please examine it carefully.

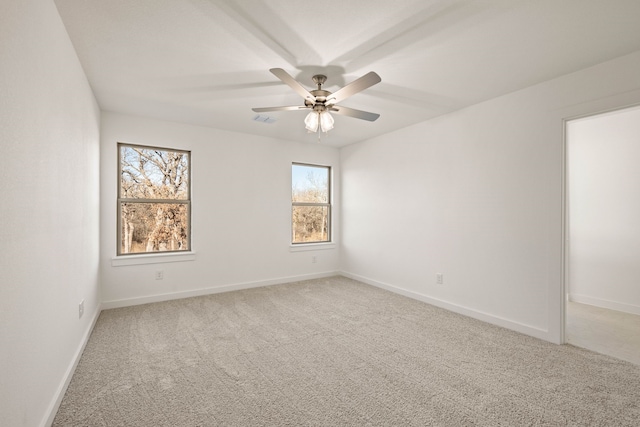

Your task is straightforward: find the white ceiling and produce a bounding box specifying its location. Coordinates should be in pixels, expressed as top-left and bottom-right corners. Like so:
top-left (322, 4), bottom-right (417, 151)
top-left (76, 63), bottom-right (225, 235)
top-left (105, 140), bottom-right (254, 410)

top-left (54, 0), bottom-right (640, 147)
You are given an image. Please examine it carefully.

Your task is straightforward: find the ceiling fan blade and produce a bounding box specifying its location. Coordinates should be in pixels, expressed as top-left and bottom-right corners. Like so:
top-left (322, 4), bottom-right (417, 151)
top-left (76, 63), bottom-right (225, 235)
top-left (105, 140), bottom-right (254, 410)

top-left (270, 68), bottom-right (315, 102)
top-left (330, 105), bottom-right (380, 122)
top-left (252, 105), bottom-right (309, 112)
top-left (326, 71), bottom-right (381, 105)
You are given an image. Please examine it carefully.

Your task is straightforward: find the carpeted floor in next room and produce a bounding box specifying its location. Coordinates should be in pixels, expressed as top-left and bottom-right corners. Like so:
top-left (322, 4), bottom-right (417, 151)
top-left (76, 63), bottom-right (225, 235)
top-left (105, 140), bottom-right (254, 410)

top-left (53, 276), bottom-right (640, 426)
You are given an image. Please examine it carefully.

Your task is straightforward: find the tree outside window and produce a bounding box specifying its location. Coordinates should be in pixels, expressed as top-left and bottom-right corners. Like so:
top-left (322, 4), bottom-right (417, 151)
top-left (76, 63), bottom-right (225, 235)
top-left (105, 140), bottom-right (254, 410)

top-left (292, 163), bottom-right (330, 244)
top-left (118, 144), bottom-right (190, 255)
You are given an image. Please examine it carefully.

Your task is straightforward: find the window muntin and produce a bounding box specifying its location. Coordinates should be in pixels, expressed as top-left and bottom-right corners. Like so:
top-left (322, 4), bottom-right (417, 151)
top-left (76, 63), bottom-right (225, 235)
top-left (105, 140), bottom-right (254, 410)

top-left (292, 163), bottom-right (330, 244)
top-left (118, 143), bottom-right (190, 255)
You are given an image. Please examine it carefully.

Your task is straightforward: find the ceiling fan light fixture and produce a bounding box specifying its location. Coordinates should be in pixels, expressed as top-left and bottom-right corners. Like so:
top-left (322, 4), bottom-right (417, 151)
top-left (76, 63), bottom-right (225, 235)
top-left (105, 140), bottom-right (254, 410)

top-left (304, 110), bottom-right (334, 133)
top-left (319, 111), bottom-right (334, 132)
top-left (304, 111), bottom-right (319, 132)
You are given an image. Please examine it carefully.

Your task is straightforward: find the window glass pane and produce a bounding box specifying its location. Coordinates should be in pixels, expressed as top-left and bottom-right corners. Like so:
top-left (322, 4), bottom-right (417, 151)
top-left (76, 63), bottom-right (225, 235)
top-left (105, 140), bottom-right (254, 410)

top-left (292, 164), bottom-right (328, 203)
top-left (120, 146), bottom-right (189, 200)
top-left (292, 205), bottom-right (329, 243)
top-left (120, 202), bottom-right (189, 254)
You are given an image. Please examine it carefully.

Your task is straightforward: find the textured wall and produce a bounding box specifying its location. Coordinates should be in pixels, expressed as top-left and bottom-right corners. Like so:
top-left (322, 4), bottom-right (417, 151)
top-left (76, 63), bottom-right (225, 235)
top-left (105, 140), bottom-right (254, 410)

top-left (0, 1), bottom-right (100, 426)
top-left (340, 51), bottom-right (640, 344)
top-left (100, 112), bottom-right (340, 306)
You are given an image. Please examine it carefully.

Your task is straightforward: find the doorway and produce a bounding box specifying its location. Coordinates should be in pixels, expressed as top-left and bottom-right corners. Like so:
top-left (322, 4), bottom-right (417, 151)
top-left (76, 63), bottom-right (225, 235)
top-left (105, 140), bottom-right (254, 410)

top-left (565, 105), bottom-right (640, 365)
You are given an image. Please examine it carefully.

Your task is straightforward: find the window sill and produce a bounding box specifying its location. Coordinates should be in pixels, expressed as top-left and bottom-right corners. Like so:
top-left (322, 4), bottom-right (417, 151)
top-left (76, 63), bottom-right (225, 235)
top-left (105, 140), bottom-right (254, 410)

top-left (111, 251), bottom-right (196, 267)
top-left (289, 243), bottom-right (336, 252)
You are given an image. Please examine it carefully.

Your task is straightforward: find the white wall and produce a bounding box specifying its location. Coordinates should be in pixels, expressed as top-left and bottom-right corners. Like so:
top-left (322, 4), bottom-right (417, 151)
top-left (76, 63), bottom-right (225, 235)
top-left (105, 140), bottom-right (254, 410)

top-left (341, 50), bottom-right (640, 343)
top-left (0, 1), bottom-right (101, 426)
top-left (567, 106), bottom-right (640, 315)
top-left (100, 112), bottom-right (340, 306)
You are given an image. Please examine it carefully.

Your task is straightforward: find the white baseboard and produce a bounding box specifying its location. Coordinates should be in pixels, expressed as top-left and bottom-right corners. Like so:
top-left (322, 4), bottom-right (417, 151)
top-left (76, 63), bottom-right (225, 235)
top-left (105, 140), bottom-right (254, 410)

top-left (101, 271), bottom-right (340, 310)
top-left (340, 271), bottom-right (551, 342)
top-left (569, 293), bottom-right (640, 316)
top-left (41, 304), bottom-right (101, 427)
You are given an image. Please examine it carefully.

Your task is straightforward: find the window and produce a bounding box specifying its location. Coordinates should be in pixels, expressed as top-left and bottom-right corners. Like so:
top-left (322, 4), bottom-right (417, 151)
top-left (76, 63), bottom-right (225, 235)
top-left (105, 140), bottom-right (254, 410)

top-left (292, 163), bottom-right (331, 244)
top-left (118, 143), bottom-right (190, 255)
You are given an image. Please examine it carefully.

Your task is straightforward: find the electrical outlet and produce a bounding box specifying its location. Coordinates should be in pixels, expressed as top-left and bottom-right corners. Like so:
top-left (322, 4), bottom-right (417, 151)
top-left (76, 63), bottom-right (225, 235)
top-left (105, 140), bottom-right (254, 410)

top-left (436, 273), bottom-right (444, 285)
top-left (79, 299), bottom-right (84, 319)
top-left (155, 270), bottom-right (164, 280)
top-left (311, 256), bottom-right (317, 264)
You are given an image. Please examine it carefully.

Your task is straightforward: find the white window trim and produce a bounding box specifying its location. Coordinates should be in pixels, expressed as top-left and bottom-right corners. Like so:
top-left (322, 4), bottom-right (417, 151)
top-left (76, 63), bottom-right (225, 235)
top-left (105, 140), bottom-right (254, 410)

top-left (289, 243), bottom-right (336, 252)
top-left (112, 251), bottom-right (196, 267)
top-left (117, 142), bottom-right (191, 256)
top-left (291, 162), bottom-right (332, 245)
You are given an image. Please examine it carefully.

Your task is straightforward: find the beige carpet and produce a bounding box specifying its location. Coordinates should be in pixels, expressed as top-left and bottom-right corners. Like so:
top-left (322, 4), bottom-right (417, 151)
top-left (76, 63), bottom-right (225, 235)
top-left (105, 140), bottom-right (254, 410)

top-left (54, 276), bottom-right (640, 426)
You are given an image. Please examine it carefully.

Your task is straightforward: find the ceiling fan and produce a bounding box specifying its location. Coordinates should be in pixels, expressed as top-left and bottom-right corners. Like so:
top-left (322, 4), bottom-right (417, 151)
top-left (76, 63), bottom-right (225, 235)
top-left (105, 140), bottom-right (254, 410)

top-left (252, 68), bottom-right (381, 133)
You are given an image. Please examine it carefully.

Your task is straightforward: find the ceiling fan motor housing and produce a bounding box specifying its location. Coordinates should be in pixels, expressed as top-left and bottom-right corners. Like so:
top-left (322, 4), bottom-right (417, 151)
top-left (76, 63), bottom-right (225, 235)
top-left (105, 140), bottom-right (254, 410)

top-left (305, 89), bottom-right (331, 107)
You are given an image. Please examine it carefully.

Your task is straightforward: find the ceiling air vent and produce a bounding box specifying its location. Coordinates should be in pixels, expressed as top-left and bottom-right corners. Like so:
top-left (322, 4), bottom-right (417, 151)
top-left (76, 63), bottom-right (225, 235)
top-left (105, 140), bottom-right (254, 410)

top-left (253, 114), bottom-right (277, 124)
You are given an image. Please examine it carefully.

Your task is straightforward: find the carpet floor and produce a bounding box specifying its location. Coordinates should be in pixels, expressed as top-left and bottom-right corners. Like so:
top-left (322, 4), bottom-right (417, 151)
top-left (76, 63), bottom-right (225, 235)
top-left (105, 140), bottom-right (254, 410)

top-left (53, 276), bottom-right (640, 426)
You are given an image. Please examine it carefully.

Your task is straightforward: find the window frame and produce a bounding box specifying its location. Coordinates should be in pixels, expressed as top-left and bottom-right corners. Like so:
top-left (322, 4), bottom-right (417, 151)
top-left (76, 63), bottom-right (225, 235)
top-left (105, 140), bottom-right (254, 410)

top-left (117, 142), bottom-right (191, 256)
top-left (291, 162), bottom-right (332, 245)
